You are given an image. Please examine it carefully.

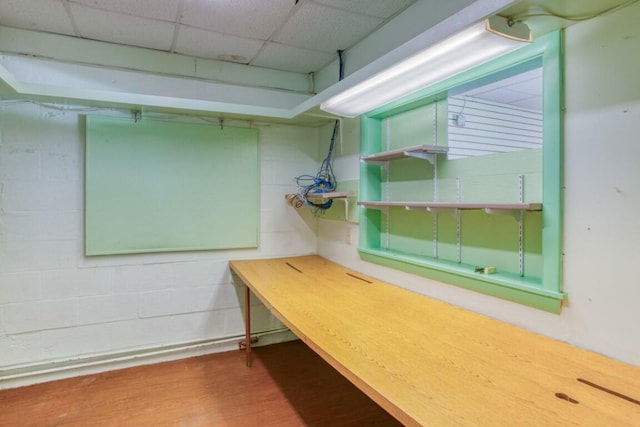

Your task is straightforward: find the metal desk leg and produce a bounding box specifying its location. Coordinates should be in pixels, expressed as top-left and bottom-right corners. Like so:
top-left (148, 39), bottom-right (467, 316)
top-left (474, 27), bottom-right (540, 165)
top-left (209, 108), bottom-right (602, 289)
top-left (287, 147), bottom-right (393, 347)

top-left (245, 284), bottom-right (252, 367)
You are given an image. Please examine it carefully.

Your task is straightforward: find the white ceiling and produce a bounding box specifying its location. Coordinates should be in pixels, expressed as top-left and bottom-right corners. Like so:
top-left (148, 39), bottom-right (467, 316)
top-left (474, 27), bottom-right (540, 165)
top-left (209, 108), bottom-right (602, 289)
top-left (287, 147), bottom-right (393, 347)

top-left (0, 0), bottom-right (417, 74)
top-left (465, 67), bottom-right (542, 111)
top-left (0, 0), bottom-right (634, 124)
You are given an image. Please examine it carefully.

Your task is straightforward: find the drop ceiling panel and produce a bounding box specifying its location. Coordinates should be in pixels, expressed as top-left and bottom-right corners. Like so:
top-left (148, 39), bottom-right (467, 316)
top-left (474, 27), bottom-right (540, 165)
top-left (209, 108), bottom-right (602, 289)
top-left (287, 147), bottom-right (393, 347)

top-left (180, 0), bottom-right (294, 40)
top-left (504, 76), bottom-right (543, 96)
top-left (464, 68), bottom-right (543, 110)
top-left (313, 0), bottom-right (417, 19)
top-left (510, 96), bottom-right (543, 111)
top-left (274, 2), bottom-right (383, 52)
top-left (174, 26), bottom-right (264, 63)
top-left (70, 4), bottom-right (175, 51)
top-left (0, 0), bottom-right (76, 36)
top-left (69, 0), bottom-right (181, 21)
top-left (252, 42), bottom-right (336, 74)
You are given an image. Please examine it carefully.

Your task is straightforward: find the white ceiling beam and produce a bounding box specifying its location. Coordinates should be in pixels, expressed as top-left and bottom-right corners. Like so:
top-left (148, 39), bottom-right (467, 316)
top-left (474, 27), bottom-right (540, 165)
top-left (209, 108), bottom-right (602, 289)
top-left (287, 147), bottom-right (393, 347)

top-left (0, 55), bottom-right (311, 119)
top-left (0, 26), bottom-right (312, 95)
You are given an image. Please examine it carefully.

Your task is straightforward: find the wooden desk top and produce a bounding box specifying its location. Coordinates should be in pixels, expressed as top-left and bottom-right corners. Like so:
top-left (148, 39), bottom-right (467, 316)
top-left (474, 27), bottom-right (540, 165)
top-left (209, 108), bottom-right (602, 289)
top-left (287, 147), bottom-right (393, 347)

top-left (229, 255), bottom-right (640, 426)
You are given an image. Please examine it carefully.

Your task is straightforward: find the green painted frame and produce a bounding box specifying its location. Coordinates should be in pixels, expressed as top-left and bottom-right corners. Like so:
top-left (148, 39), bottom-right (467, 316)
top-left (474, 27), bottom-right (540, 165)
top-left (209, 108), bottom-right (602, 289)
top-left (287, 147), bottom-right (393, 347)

top-left (359, 31), bottom-right (564, 313)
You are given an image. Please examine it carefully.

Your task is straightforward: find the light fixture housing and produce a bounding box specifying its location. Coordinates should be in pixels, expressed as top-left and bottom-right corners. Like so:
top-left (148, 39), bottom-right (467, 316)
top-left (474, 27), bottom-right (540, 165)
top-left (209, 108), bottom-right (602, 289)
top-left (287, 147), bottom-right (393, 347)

top-left (320, 16), bottom-right (532, 118)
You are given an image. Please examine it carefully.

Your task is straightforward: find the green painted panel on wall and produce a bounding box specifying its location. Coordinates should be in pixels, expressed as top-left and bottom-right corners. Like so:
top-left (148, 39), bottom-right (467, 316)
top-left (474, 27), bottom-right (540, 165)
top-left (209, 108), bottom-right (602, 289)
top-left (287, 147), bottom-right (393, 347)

top-left (85, 116), bottom-right (259, 255)
top-left (384, 104), bottom-right (434, 150)
top-left (374, 208), bottom-right (542, 279)
top-left (388, 208), bottom-right (433, 256)
top-left (460, 210), bottom-right (523, 275)
top-left (387, 158), bottom-right (433, 201)
top-left (439, 149), bottom-right (542, 203)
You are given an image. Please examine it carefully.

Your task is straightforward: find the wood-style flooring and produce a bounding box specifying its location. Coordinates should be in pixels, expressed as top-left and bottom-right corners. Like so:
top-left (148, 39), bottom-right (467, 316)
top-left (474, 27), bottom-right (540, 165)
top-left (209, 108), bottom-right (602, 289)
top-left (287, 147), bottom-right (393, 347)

top-left (0, 340), bottom-right (401, 426)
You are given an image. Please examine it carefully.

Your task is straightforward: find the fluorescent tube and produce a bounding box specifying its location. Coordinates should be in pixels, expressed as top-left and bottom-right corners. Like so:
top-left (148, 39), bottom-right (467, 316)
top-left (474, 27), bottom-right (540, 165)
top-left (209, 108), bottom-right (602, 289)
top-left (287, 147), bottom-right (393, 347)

top-left (320, 17), bottom-right (531, 118)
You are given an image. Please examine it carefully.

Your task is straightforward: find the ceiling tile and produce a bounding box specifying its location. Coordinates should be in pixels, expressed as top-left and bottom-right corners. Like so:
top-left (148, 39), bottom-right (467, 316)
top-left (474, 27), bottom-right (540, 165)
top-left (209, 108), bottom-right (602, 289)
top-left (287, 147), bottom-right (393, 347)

top-left (180, 0), bottom-right (294, 40)
top-left (312, 0), bottom-right (417, 19)
top-left (510, 96), bottom-right (543, 111)
top-left (0, 0), bottom-right (76, 36)
top-left (69, 0), bottom-right (181, 21)
top-left (70, 5), bottom-right (175, 50)
top-left (458, 66), bottom-right (543, 112)
top-left (505, 76), bottom-right (543, 96)
top-left (174, 26), bottom-right (264, 63)
top-left (274, 2), bottom-right (382, 52)
top-left (252, 42), bottom-right (336, 74)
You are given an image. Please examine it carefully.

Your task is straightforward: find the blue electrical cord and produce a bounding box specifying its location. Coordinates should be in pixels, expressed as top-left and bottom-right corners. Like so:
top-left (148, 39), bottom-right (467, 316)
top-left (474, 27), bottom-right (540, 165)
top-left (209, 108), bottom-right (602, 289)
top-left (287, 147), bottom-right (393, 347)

top-left (293, 50), bottom-right (344, 214)
top-left (295, 120), bottom-right (339, 213)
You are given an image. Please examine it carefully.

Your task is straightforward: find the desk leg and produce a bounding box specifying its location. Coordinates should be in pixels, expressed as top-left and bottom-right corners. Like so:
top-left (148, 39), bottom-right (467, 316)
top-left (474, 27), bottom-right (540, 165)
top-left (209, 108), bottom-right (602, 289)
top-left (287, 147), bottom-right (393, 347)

top-left (245, 284), bottom-right (252, 367)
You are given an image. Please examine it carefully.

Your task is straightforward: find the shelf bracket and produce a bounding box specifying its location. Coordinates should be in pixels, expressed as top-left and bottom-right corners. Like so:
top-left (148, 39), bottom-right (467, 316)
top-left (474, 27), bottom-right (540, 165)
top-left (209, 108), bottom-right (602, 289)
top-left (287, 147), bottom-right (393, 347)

top-left (336, 197), bottom-right (349, 222)
top-left (361, 159), bottom-right (387, 167)
top-left (312, 194), bottom-right (351, 220)
top-left (484, 208), bottom-right (521, 221)
top-left (405, 151), bottom-right (436, 165)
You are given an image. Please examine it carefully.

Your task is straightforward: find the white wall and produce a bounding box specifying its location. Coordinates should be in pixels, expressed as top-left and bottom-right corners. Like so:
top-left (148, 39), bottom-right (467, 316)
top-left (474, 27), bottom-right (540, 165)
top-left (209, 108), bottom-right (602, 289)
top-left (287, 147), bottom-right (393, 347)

top-left (0, 102), bottom-right (318, 387)
top-left (318, 2), bottom-right (640, 367)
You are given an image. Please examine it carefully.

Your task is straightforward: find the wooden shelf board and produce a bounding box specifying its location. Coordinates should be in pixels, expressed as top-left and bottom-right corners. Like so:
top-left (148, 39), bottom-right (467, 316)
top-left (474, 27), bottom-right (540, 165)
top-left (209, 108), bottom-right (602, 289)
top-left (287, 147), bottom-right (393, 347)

top-left (306, 191), bottom-right (352, 199)
top-left (358, 201), bottom-right (542, 211)
top-left (360, 144), bottom-right (449, 162)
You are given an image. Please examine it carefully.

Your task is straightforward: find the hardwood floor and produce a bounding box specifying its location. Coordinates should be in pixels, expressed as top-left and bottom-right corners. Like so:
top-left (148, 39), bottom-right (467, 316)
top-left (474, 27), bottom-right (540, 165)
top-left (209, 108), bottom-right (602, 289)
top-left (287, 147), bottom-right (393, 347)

top-left (0, 340), bottom-right (401, 426)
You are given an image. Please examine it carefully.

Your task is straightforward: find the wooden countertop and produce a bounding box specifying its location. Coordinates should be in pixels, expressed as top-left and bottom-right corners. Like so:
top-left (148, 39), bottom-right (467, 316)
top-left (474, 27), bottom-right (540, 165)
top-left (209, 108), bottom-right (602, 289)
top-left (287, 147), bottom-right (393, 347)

top-left (229, 255), bottom-right (640, 426)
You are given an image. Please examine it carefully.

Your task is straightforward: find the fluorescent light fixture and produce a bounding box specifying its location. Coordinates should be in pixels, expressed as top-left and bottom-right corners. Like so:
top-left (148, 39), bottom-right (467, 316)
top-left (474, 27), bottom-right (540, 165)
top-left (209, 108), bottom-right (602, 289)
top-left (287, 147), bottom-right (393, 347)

top-left (320, 16), bottom-right (532, 118)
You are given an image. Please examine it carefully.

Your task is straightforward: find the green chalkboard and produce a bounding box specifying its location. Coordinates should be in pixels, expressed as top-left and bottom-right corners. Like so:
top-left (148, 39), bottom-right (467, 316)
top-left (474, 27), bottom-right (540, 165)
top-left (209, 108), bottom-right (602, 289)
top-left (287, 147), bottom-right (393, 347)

top-left (85, 116), bottom-right (259, 256)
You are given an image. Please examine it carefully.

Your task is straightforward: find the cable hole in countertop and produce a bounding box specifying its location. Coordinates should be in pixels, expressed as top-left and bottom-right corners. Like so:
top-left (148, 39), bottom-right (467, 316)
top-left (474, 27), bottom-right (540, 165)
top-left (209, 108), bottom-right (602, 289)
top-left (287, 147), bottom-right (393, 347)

top-left (346, 273), bottom-right (372, 283)
top-left (555, 393), bottom-right (579, 404)
top-left (577, 378), bottom-right (640, 406)
top-left (286, 262), bottom-right (303, 273)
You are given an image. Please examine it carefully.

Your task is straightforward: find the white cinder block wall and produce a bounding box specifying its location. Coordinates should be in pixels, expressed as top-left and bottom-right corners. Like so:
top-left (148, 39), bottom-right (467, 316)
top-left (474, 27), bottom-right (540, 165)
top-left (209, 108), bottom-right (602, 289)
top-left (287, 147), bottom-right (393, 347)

top-left (0, 102), bottom-right (318, 387)
top-left (318, 2), bottom-right (640, 367)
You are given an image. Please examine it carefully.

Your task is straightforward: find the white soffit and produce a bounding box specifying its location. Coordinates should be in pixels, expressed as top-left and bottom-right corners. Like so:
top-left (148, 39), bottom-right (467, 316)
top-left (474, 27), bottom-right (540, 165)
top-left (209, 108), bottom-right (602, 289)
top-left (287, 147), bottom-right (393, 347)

top-left (0, 55), bottom-right (311, 119)
top-left (0, 26), bottom-right (311, 94)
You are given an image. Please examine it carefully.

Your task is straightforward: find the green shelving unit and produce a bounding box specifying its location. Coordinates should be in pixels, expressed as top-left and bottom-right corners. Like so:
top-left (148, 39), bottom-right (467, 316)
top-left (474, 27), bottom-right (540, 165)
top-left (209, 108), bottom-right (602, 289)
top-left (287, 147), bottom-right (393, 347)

top-left (358, 32), bottom-right (566, 313)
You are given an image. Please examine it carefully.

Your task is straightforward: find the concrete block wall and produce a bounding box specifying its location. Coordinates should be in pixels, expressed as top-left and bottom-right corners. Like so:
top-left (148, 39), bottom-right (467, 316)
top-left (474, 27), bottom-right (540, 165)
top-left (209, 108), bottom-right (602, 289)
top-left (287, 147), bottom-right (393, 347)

top-left (0, 102), bottom-right (318, 385)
